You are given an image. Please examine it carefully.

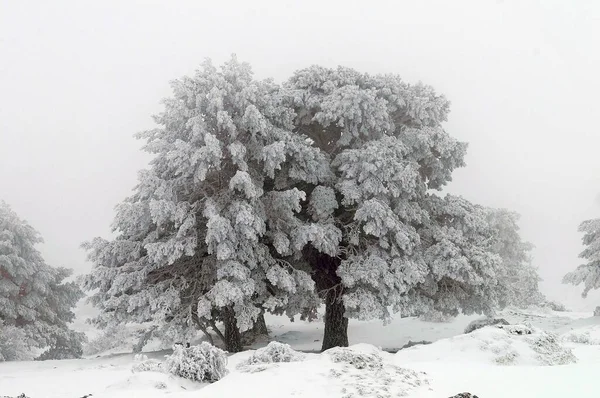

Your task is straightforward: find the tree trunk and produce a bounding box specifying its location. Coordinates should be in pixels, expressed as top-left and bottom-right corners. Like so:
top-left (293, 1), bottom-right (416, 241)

top-left (304, 247), bottom-right (349, 352)
top-left (252, 310), bottom-right (268, 336)
top-left (321, 288), bottom-right (349, 351)
top-left (222, 306), bottom-right (243, 353)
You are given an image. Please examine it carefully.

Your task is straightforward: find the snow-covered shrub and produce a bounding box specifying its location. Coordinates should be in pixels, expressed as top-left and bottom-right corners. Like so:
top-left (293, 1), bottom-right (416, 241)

top-left (544, 300), bottom-right (568, 312)
top-left (418, 309), bottom-right (455, 323)
top-left (464, 318), bottom-right (509, 334)
top-left (239, 342), bottom-right (303, 367)
top-left (0, 322), bottom-right (32, 361)
top-left (1, 394), bottom-right (30, 398)
top-left (326, 346), bottom-right (383, 370)
top-left (527, 332), bottom-right (576, 365)
top-left (594, 306), bottom-right (600, 317)
top-left (132, 359), bottom-right (164, 373)
top-left (164, 342), bottom-right (228, 383)
top-left (83, 325), bottom-right (132, 356)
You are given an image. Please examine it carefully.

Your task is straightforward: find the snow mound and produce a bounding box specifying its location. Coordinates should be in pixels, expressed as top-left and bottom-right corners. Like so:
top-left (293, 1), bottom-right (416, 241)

top-left (562, 325), bottom-right (600, 345)
top-left (237, 341), bottom-right (304, 372)
top-left (104, 371), bottom-right (202, 395)
top-left (396, 325), bottom-right (576, 366)
top-left (324, 345), bottom-right (429, 397)
top-left (164, 342), bottom-right (228, 383)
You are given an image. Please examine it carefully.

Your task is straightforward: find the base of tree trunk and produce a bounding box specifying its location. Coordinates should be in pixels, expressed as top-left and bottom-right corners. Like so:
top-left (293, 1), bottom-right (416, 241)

top-left (223, 306), bottom-right (243, 353)
top-left (321, 292), bottom-right (349, 351)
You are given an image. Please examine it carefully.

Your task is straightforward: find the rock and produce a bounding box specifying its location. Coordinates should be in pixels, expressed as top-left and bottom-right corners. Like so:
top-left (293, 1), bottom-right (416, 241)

top-left (449, 393), bottom-right (479, 398)
top-left (464, 317), bottom-right (509, 334)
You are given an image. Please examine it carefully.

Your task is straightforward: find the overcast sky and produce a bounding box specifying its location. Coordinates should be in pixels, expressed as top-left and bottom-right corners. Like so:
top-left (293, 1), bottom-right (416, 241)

top-left (1, 0), bottom-right (599, 309)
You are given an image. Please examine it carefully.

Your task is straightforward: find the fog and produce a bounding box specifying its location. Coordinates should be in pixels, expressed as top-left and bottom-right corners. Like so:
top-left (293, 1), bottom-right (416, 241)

top-left (1, 0), bottom-right (599, 309)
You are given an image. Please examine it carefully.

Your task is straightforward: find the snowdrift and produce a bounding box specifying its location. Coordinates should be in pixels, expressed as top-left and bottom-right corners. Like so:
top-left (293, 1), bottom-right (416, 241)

top-left (395, 324), bottom-right (576, 366)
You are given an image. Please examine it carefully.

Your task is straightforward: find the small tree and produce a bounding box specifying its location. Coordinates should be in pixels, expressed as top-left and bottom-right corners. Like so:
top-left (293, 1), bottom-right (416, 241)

top-left (486, 209), bottom-right (545, 308)
top-left (563, 218), bottom-right (600, 297)
top-left (0, 201), bottom-right (85, 360)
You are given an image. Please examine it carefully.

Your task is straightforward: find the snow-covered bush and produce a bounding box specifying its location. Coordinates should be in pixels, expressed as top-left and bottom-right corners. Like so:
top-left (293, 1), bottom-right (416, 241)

top-left (594, 306), bottom-right (600, 316)
top-left (132, 359), bottom-right (164, 373)
top-left (527, 332), bottom-right (576, 365)
top-left (83, 325), bottom-right (132, 356)
top-left (0, 322), bottom-right (31, 361)
top-left (419, 309), bottom-right (456, 323)
top-left (326, 346), bottom-right (383, 370)
top-left (164, 342), bottom-right (228, 383)
top-left (544, 300), bottom-right (568, 312)
top-left (561, 325), bottom-right (600, 345)
top-left (464, 318), bottom-right (509, 334)
top-left (239, 342), bottom-right (303, 367)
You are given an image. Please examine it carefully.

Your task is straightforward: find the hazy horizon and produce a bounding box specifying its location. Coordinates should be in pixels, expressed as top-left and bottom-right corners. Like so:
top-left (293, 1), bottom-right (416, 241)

top-left (2, 0), bottom-right (599, 310)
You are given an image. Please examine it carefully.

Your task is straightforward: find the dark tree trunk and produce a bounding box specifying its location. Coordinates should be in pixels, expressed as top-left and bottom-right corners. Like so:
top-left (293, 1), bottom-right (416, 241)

top-left (252, 310), bottom-right (269, 336)
top-left (304, 247), bottom-right (349, 352)
top-left (322, 288), bottom-right (349, 351)
top-left (222, 306), bottom-right (243, 353)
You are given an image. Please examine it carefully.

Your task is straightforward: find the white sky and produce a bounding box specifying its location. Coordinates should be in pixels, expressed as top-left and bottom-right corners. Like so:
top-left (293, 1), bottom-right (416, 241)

top-left (1, 0), bottom-right (599, 309)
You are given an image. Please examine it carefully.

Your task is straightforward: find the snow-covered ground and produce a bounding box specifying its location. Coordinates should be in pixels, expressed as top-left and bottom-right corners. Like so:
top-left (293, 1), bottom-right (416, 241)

top-left (2, 308), bottom-right (600, 398)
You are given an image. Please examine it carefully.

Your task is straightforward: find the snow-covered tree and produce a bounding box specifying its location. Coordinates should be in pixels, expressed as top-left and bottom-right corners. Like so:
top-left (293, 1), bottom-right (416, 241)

top-left (563, 218), bottom-right (600, 297)
top-left (486, 209), bottom-right (545, 308)
top-left (282, 66), bottom-right (506, 349)
top-left (0, 201), bottom-right (85, 360)
top-left (81, 57), bottom-right (328, 352)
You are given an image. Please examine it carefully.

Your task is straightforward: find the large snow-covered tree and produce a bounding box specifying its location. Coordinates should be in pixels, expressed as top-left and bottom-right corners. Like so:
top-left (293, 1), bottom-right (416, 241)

top-left (486, 209), bottom-right (545, 308)
top-left (282, 66), bottom-right (507, 349)
top-left (83, 59), bottom-right (514, 353)
top-left (0, 201), bottom-right (85, 360)
top-left (563, 218), bottom-right (600, 297)
top-left (81, 57), bottom-right (328, 352)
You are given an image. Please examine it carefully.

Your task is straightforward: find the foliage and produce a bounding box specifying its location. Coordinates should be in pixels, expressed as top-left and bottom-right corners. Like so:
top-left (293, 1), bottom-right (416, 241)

top-left (83, 325), bottom-right (131, 356)
top-left (563, 218), bottom-right (600, 297)
top-left (164, 342), bottom-right (228, 382)
top-left (0, 321), bottom-right (31, 361)
top-left (80, 57), bottom-right (325, 350)
top-left (486, 209), bottom-right (545, 308)
top-left (0, 201), bottom-right (84, 359)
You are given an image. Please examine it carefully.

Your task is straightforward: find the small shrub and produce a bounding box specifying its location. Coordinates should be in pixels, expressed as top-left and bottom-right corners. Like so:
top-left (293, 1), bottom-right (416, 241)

top-left (464, 318), bottom-right (509, 334)
top-left (527, 332), bottom-right (576, 365)
top-left (164, 342), bottom-right (228, 383)
top-left (240, 341), bottom-right (303, 367)
top-left (132, 358), bottom-right (164, 373)
top-left (545, 300), bottom-right (568, 312)
top-left (325, 347), bottom-right (383, 370)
